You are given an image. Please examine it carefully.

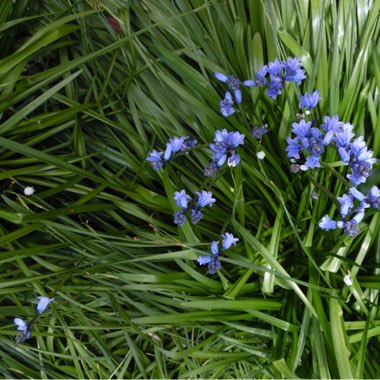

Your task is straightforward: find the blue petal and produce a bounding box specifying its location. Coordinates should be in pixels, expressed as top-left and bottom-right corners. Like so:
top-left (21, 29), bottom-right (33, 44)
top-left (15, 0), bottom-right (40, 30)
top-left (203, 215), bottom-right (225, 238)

top-left (197, 255), bottom-right (212, 265)
top-left (215, 72), bottom-right (228, 82)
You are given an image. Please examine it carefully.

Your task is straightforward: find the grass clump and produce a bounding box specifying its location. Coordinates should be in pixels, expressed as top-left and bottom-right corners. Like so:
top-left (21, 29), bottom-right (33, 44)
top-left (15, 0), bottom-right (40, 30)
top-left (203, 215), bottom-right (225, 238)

top-left (0, 0), bottom-right (380, 378)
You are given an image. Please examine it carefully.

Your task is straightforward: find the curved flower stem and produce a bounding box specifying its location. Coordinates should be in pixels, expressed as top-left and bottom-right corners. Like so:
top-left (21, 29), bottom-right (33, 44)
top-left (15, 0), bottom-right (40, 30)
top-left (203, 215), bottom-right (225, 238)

top-left (305, 171), bottom-right (339, 207)
top-left (320, 160), bottom-right (352, 188)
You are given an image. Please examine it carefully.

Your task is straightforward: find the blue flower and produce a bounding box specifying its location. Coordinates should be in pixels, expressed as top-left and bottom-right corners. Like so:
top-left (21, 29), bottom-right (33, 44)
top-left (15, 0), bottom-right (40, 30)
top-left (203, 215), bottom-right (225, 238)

top-left (14, 318), bottom-right (32, 343)
top-left (204, 162), bottom-right (219, 178)
top-left (173, 211), bottom-right (186, 226)
top-left (208, 129), bottom-right (245, 169)
top-left (252, 66), bottom-right (268, 86)
top-left (367, 186), bottom-right (380, 209)
top-left (197, 241), bottom-right (221, 275)
top-left (319, 216), bottom-right (337, 230)
top-left (14, 318), bottom-right (28, 331)
top-left (227, 153), bottom-right (240, 167)
top-left (221, 233), bottom-right (239, 249)
top-left (214, 72), bottom-right (254, 103)
top-left (190, 208), bottom-right (203, 224)
top-left (267, 58), bottom-right (284, 78)
top-left (283, 57), bottom-right (306, 84)
top-left (174, 190), bottom-right (191, 209)
top-left (251, 125), bottom-right (268, 140)
top-left (337, 194), bottom-right (354, 217)
top-left (196, 191), bottom-right (216, 207)
top-left (37, 296), bottom-right (54, 314)
top-left (286, 137), bottom-right (302, 159)
top-left (220, 91), bottom-right (235, 117)
top-left (147, 150), bottom-right (164, 170)
top-left (321, 115), bottom-right (344, 144)
top-left (291, 119), bottom-right (312, 138)
top-left (334, 123), bottom-right (354, 148)
top-left (299, 90), bottom-right (321, 109)
top-left (164, 136), bottom-right (188, 160)
top-left (267, 77), bottom-right (284, 99)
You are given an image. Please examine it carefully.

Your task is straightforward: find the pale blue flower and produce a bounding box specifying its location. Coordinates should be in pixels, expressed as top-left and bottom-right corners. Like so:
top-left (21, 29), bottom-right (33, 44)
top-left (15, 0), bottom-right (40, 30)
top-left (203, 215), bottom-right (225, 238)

top-left (337, 194), bottom-right (353, 217)
top-left (196, 191), bottom-right (216, 207)
top-left (174, 190), bottom-right (191, 209)
top-left (319, 216), bottom-right (337, 230)
top-left (14, 318), bottom-right (28, 331)
top-left (221, 233), bottom-right (239, 250)
top-left (37, 296), bottom-right (54, 314)
top-left (147, 150), bottom-right (164, 170)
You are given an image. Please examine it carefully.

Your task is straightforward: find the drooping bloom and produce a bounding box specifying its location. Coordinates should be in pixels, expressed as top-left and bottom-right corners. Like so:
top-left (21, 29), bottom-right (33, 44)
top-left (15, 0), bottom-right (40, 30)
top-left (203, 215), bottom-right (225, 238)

top-left (146, 150), bottom-right (164, 170)
top-left (251, 124), bottom-right (268, 140)
top-left (14, 318), bottom-right (32, 343)
top-left (37, 296), bottom-right (54, 314)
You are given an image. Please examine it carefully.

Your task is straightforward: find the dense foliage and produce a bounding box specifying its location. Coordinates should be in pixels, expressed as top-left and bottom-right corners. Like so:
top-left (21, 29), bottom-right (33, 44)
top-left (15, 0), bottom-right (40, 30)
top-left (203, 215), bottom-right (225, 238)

top-left (1, 0), bottom-right (380, 378)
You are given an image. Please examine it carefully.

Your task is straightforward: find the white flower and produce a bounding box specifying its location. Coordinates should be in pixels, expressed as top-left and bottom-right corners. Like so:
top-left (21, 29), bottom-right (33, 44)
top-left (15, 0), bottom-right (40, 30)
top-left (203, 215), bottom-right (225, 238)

top-left (24, 186), bottom-right (35, 196)
top-left (343, 273), bottom-right (353, 286)
top-left (257, 151), bottom-right (265, 160)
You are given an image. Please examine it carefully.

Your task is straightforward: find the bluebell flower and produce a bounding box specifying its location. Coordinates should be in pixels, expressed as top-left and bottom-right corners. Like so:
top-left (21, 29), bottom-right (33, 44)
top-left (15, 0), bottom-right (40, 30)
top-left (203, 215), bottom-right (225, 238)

top-left (14, 318), bottom-right (28, 331)
top-left (251, 124), bottom-right (268, 140)
top-left (252, 66), bottom-right (268, 86)
top-left (164, 136), bottom-right (188, 160)
top-left (286, 137), bottom-right (302, 159)
top-left (173, 211), bottom-right (186, 226)
top-left (267, 77), bottom-right (284, 99)
top-left (208, 129), bottom-right (245, 170)
top-left (220, 91), bottom-right (235, 117)
top-left (267, 58), bottom-right (284, 78)
top-left (321, 115), bottom-right (344, 144)
top-left (147, 150), bottom-right (164, 170)
top-left (287, 120), bottom-right (326, 169)
top-left (14, 318), bottom-right (32, 343)
top-left (299, 90), bottom-right (321, 109)
top-left (190, 208), bottom-right (203, 224)
top-left (221, 233), bottom-right (239, 249)
top-left (174, 190), bottom-right (191, 209)
top-left (337, 194), bottom-right (353, 217)
top-left (319, 215), bottom-right (337, 230)
top-left (37, 296), bottom-right (54, 314)
top-left (283, 57), bottom-right (306, 84)
top-left (214, 72), bottom-right (254, 103)
top-left (204, 162), bottom-right (219, 178)
top-left (334, 123), bottom-right (354, 148)
top-left (196, 191), bottom-right (216, 207)
top-left (227, 153), bottom-right (240, 167)
top-left (350, 186), bottom-right (380, 209)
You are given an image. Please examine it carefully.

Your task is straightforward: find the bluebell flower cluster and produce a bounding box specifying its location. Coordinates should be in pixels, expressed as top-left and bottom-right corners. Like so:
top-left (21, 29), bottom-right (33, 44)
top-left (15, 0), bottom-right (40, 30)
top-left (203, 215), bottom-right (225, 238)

top-left (173, 189), bottom-right (216, 226)
top-left (286, 91), bottom-right (378, 237)
top-left (215, 58), bottom-right (306, 117)
top-left (248, 57), bottom-right (306, 99)
top-left (14, 296), bottom-right (54, 343)
top-left (204, 129), bottom-right (245, 177)
top-left (197, 233), bottom-right (239, 274)
top-left (147, 136), bottom-right (197, 170)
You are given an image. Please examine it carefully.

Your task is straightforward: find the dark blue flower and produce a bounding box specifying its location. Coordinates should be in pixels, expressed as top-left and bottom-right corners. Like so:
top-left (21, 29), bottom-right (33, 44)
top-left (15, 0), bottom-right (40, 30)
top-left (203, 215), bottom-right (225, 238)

top-left (299, 90), bottom-right (321, 109)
